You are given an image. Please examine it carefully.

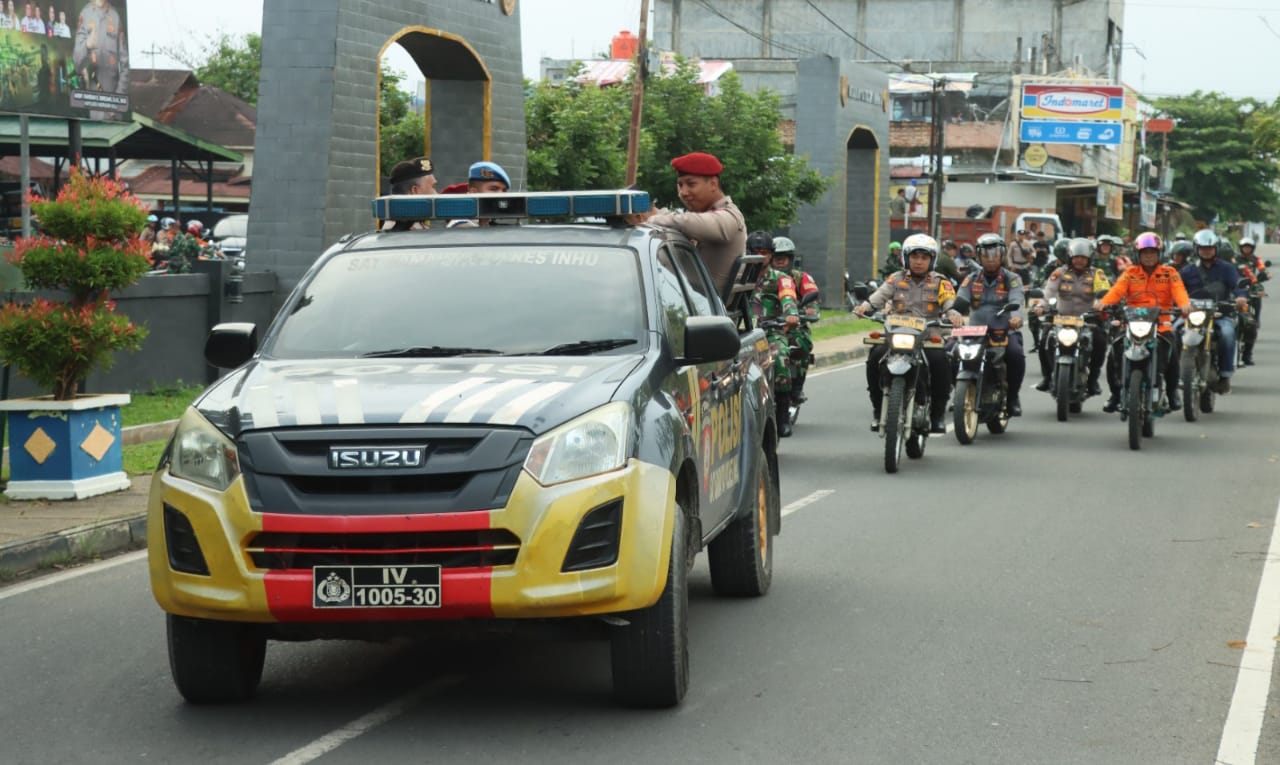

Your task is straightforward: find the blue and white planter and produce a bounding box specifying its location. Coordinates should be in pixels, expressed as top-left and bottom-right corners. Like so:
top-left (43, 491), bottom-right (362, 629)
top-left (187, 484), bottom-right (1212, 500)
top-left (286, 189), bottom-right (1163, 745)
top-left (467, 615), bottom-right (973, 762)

top-left (0, 394), bottom-right (132, 500)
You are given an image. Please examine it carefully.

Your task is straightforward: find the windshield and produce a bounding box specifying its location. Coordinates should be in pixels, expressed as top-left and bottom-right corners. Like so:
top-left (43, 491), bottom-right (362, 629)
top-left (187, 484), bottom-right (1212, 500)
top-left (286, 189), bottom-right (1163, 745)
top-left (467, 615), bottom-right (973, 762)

top-left (266, 245), bottom-right (646, 359)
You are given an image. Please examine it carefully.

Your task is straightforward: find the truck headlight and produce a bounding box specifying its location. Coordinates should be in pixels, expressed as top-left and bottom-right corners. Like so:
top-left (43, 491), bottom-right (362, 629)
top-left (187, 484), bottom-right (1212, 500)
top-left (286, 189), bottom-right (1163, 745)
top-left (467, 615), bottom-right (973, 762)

top-left (1057, 327), bottom-right (1079, 347)
top-left (1128, 320), bottom-right (1154, 339)
top-left (891, 332), bottom-right (916, 350)
top-left (524, 402), bottom-right (631, 486)
top-left (169, 408), bottom-right (241, 491)
top-left (1188, 310), bottom-right (1207, 327)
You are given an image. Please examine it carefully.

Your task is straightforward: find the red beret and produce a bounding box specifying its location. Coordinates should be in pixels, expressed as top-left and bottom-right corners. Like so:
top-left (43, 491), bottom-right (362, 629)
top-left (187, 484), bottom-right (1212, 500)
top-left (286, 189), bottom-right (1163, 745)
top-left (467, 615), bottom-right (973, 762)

top-left (671, 152), bottom-right (723, 176)
top-left (441, 182), bottom-right (470, 194)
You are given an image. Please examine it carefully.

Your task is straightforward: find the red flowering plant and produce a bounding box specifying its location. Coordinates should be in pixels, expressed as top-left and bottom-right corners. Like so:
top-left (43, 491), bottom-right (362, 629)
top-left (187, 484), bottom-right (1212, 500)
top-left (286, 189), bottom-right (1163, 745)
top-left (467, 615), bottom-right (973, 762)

top-left (0, 169), bottom-right (151, 400)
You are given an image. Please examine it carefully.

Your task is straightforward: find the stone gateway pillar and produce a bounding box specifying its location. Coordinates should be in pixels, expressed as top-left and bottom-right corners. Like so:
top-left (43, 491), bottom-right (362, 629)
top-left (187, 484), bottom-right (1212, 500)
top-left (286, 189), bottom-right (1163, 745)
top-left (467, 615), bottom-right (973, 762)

top-left (249, 0), bottom-right (527, 291)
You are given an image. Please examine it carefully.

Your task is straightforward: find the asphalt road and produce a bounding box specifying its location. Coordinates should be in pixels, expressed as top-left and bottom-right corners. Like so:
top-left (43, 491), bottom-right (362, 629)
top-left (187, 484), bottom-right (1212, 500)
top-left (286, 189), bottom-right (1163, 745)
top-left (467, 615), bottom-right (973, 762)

top-left (3, 331), bottom-right (1280, 765)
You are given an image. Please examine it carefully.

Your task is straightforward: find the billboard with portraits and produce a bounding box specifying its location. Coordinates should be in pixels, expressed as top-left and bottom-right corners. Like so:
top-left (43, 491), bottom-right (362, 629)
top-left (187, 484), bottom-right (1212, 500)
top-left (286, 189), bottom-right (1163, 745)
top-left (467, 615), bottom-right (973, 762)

top-left (0, 0), bottom-right (129, 120)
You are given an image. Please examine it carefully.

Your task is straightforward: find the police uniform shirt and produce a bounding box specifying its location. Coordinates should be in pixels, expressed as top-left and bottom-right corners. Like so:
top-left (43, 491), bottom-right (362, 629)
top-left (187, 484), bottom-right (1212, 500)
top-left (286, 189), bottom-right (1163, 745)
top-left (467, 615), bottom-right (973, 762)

top-left (1043, 266), bottom-right (1109, 316)
top-left (865, 270), bottom-right (956, 318)
top-left (647, 196), bottom-right (747, 294)
top-left (74, 1), bottom-right (126, 92)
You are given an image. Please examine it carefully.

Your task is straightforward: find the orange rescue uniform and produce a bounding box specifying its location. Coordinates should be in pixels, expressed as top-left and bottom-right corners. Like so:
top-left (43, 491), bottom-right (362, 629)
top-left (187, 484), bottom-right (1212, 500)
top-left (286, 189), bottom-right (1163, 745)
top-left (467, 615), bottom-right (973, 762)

top-left (1097, 264), bottom-right (1189, 332)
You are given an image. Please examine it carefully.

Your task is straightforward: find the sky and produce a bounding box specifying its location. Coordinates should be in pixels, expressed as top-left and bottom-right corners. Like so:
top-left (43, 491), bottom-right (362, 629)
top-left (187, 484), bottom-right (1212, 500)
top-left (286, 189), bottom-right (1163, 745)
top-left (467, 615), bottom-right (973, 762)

top-left (121, 0), bottom-right (1280, 101)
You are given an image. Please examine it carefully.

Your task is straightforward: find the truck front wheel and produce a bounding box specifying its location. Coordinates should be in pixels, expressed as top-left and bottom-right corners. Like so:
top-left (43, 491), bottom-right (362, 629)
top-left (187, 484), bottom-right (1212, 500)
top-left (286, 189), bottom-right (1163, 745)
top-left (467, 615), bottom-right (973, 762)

top-left (167, 614), bottom-right (266, 704)
top-left (610, 506), bottom-right (689, 708)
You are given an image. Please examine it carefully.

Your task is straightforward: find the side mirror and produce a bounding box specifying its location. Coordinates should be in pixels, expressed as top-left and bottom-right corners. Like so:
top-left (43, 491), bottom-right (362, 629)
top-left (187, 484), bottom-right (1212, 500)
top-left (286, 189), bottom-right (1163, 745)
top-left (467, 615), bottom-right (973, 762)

top-left (1267, 261), bottom-right (1273, 267)
top-left (799, 290), bottom-right (821, 307)
top-left (852, 283), bottom-right (871, 302)
top-left (679, 316), bottom-right (740, 365)
top-left (1025, 288), bottom-right (1045, 299)
top-left (205, 322), bottom-right (259, 369)
top-left (1238, 277), bottom-right (1252, 289)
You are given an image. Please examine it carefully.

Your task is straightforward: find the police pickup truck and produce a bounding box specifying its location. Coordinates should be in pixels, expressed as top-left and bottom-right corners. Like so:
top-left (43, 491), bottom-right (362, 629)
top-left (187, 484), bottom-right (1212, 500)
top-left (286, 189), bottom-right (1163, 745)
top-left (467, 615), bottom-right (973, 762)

top-left (148, 190), bottom-right (781, 708)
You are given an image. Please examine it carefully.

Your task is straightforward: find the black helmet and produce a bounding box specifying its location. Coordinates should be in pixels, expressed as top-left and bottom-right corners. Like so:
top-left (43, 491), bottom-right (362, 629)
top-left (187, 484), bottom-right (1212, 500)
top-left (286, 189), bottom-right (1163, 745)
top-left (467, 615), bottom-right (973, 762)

top-left (1067, 237), bottom-right (1093, 260)
top-left (959, 242), bottom-right (975, 255)
top-left (1053, 238), bottom-right (1071, 259)
top-left (1168, 240), bottom-right (1194, 263)
top-left (747, 231), bottom-right (774, 254)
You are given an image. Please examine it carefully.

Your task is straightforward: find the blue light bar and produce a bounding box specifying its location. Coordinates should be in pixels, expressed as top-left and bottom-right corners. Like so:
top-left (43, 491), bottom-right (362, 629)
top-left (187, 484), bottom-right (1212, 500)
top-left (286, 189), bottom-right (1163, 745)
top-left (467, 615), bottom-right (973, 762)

top-left (374, 190), bottom-right (651, 223)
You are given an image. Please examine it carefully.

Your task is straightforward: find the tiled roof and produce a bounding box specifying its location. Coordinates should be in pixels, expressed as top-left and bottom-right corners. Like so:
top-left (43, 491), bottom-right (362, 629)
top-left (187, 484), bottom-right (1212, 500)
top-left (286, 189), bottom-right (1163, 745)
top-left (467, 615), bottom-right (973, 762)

top-left (128, 69), bottom-right (256, 149)
top-left (127, 164), bottom-right (250, 200)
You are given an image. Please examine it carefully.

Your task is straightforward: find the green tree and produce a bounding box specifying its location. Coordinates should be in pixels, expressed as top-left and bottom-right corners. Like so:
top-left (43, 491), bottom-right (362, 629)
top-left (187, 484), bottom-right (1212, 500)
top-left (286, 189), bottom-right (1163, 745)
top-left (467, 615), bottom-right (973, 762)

top-left (525, 59), bottom-right (829, 231)
top-left (164, 33), bottom-right (261, 105)
top-left (1149, 91), bottom-right (1280, 222)
top-left (379, 65), bottom-right (425, 177)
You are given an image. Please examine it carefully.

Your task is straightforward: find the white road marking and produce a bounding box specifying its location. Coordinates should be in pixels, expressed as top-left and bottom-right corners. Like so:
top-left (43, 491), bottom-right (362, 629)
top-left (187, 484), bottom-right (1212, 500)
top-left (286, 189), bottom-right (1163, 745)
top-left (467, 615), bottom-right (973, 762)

top-left (1216, 495), bottom-right (1280, 765)
top-left (782, 489), bottom-right (835, 517)
top-left (808, 361), bottom-right (865, 378)
top-left (268, 675), bottom-right (463, 765)
top-left (0, 549), bottom-right (146, 601)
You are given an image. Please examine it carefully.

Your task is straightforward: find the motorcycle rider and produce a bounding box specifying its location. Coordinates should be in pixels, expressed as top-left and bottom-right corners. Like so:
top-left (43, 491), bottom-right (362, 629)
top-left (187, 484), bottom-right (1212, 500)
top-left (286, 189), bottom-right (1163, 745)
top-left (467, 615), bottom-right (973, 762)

top-left (771, 236), bottom-right (819, 404)
top-left (936, 239), bottom-right (963, 284)
top-left (1180, 229), bottom-right (1248, 390)
top-left (880, 240), bottom-right (903, 281)
top-left (1033, 237), bottom-right (1109, 396)
top-left (955, 242), bottom-right (979, 276)
top-left (952, 232), bottom-right (1029, 416)
top-left (1095, 232), bottom-right (1191, 410)
top-left (1239, 237), bottom-right (1269, 320)
top-left (1167, 239), bottom-right (1194, 270)
top-left (855, 232), bottom-right (959, 434)
top-left (749, 231), bottom-right (802, 437)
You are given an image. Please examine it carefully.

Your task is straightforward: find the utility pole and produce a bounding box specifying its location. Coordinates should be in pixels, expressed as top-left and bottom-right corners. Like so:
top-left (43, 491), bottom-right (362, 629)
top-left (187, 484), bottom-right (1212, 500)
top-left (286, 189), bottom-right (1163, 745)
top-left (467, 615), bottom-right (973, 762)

top-left (928, 77), bottom-right (946, 239)
top-left (625, 0), bottom-right (650, 187)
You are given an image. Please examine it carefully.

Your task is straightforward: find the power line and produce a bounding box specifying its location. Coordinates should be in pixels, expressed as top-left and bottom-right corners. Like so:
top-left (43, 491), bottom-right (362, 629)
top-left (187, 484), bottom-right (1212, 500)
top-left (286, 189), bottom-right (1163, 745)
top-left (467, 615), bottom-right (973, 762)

top-left (802, 0), bottom-right (906, 70)
top-left (693, 0), bottom-right (824, 58)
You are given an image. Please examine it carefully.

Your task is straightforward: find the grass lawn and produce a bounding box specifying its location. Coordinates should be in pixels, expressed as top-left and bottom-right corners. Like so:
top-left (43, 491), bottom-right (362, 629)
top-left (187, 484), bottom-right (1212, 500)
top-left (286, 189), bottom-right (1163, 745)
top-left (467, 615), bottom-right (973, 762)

top-left (810, 309), bottom-right (879, 342)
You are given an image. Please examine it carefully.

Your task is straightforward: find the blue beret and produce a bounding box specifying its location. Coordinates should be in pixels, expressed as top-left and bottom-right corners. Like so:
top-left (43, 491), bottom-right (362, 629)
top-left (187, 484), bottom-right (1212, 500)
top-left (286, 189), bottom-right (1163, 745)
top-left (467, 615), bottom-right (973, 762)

top-left (468, 161), bottom-right (510, 190)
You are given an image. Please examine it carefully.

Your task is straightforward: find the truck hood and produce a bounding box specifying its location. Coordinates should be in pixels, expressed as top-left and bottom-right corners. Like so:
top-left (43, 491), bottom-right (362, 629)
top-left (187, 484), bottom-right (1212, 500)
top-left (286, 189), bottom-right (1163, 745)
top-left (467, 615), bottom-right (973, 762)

top-left (196, 356), bottom-right (644, 436)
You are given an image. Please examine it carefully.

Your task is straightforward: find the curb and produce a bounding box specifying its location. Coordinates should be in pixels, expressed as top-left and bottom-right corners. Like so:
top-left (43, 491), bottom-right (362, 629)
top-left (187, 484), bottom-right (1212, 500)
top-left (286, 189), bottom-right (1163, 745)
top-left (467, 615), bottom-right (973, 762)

top-left (813, 345), bottom-right (869, 368)
top-left (0, 514), bottom-right (147, 579)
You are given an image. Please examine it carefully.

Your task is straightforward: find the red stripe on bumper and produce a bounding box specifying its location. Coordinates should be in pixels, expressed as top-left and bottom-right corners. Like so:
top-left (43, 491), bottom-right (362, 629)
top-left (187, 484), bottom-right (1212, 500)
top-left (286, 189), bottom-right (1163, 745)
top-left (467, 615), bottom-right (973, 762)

top-left (260, 512), bottom-right (492, 534)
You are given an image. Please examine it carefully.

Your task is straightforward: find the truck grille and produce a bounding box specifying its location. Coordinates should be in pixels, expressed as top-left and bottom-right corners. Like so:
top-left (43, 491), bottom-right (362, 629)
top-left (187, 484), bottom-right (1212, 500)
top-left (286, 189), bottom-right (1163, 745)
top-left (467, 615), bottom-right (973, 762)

top-left (238, 425), bottom-right (533, 516)
top-left (247, 529), bottom-right (521, 570)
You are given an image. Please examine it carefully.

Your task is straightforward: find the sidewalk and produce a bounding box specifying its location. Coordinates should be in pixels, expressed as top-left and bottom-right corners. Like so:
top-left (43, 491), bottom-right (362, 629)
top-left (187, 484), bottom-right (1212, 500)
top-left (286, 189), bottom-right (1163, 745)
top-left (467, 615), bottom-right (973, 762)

top-left (0, 332), bottom-right (872, 579)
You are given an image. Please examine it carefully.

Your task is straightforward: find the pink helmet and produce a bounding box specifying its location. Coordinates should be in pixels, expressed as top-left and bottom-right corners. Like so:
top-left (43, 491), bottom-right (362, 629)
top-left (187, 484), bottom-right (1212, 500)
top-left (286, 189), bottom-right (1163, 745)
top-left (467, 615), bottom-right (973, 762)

top-left (1133, 232), bottom-right (1162, 252)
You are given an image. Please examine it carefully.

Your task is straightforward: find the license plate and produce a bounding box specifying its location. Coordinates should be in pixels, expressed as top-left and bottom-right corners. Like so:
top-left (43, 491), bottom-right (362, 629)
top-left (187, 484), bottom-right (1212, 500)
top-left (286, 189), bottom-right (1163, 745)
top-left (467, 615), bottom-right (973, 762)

top-left (312, 565), bottom-right (442, 609)
top-left (886, 314), bottom-right (926, 330)
top-left (1054, 315), bottom-right (1085, 327)
top-left (951, 324), bottom-right (987, 337)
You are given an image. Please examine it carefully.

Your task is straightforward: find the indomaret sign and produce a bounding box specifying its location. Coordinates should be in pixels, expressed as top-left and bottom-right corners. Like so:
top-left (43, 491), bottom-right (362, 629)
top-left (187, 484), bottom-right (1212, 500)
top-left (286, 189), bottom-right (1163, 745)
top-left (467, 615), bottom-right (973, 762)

top-left (1021, 84), bottom-right (1124, 121)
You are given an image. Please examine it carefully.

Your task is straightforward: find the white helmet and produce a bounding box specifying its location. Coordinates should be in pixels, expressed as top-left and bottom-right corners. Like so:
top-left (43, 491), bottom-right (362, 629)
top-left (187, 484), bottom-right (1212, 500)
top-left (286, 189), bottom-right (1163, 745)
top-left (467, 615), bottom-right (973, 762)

top-left (772, 236), bottom-right (796, 255)
top-left (1240, 237), bottom-right (1255, 248)
top-left (901, 232), bottom-right (939, 269)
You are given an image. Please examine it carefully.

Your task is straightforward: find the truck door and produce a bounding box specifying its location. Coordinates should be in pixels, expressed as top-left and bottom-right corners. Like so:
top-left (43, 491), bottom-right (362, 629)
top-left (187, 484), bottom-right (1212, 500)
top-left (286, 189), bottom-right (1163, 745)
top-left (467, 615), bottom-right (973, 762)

top-left (665, 244), bottom-right (744, 532)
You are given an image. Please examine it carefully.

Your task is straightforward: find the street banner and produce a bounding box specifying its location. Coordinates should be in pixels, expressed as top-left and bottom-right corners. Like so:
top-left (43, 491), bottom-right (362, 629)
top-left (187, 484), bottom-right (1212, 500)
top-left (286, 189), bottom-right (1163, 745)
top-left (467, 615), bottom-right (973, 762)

top-left (0, 0), bottom-right (130, 120)
top-left (1021, 84), bottom-right (1124, 121)
top-left (1020, 119), bottom-right (1123, 146)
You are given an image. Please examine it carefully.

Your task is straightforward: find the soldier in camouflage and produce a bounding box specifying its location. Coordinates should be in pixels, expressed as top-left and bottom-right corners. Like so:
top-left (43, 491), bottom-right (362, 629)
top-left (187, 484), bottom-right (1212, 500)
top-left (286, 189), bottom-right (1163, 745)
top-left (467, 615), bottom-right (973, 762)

top-left (769, 236), bottom-right (819, 404)
top-left (748, 231), bottom-right (801, 437)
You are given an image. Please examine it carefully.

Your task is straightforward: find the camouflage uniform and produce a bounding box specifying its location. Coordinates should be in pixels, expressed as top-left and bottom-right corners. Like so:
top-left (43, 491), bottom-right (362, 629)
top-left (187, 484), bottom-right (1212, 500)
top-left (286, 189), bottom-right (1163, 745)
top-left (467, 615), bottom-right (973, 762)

top-left (752, 266), bottom-right (800, 393)
top-left (785, 267), bottom-right (819, 396)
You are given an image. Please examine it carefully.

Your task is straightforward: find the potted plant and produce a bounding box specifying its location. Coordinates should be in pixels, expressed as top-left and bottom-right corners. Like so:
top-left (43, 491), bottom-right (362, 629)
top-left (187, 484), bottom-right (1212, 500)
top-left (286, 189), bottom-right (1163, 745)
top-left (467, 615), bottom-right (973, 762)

top-left (0, 169), bottom-right (151, 500)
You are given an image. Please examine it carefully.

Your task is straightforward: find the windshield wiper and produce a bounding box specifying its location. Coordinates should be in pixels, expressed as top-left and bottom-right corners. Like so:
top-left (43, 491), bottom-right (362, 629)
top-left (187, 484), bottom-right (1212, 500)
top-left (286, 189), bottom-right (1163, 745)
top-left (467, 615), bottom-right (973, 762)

top-left (534, 339), bottom-right (638, 356)
top-left (359, 346), bottom-right (503, 358)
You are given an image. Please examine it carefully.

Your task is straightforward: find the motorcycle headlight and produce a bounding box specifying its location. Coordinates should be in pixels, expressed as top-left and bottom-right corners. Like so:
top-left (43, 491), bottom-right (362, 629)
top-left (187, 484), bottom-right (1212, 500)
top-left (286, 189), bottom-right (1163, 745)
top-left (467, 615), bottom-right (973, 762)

top-left (957, 342), bottom-right (982, 360)
top-left (169, 408), bottom-right (241, 491)
top-left (1057, 327), bottom-right (1079, 347)
top-left (1129, 320), bottom-right (1155, 338)
top-left (1188, 310), bottom-right (1207, 327)
top-left (891, 332), bottom-right (916, 350)
top-left (524, 402), bottom-right (631, 486)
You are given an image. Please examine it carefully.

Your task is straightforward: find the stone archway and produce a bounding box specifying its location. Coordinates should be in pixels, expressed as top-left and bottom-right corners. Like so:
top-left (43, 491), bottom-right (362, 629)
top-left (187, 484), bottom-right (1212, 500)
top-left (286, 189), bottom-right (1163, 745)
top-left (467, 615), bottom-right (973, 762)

top-left (379, 28), bottom-right (492, 191)
top-left (249, 0), bottom-right (526, 293)
top-left (845, 126), bottom-right (880, 281)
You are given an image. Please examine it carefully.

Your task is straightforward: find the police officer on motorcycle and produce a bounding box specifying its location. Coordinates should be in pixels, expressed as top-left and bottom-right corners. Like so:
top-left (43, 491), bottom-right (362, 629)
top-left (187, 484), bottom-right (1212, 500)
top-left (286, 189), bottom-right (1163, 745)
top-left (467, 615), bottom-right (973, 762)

top-left (951, 233), bottom-right (1029, 416)
top-left (770, 236), bottom-right (819, 405)
top-left (855, 233), bottom-right (959, 433)
top-left (1180, 229), bottom-right (1248, 392)
top-left (1033, 237), bottom-right (1110, 396)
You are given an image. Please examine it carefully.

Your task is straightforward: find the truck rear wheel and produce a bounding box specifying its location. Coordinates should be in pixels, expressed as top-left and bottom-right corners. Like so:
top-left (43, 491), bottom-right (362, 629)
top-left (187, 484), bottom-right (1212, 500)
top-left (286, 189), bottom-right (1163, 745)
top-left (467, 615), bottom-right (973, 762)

top-left (709, 445), bottom-right (776, 597)
top-left (611, 506), bottom-right (689, 708)
top-left (167, 615), bottom-right (266, 704)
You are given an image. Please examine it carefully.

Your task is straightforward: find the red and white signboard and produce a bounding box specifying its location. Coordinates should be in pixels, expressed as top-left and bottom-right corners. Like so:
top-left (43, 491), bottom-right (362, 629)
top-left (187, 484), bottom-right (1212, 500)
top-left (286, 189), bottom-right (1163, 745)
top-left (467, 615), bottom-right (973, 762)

top-left (1021, 84), bottom-right (1125, 121)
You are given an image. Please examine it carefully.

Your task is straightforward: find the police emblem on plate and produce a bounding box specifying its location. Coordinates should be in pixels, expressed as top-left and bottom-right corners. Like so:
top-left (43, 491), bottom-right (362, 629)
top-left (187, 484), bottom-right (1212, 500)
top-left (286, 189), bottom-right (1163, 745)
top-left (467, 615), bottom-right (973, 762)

top-left (316, 571), bottom-right (353, 606)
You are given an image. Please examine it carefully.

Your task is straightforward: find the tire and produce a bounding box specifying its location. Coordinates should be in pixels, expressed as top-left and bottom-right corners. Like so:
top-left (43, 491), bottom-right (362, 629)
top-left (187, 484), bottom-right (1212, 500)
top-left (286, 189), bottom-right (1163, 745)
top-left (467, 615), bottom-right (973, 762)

top-left (883, 377), bottom-right (908, 473)
top-left (612, 506), bottom-right (689, 708)
top-left (1055, 365), bottom-right (1072, 422)
top-left (167, 615), bottom-right (266, 704)
top-left (1200, 388), bottom-right (1215, 413)
top-left (986, 404), bottom-right (1009, 435)
top-left (708, 446), bottom-right (776, 597)
top-left (906, 431), bottom-right (926, 459)
top-left (952, 380), bottom-right (978, 445)
top-left (1127, 369), bottom-right (1145, 451)
top-left (1182, 370), bottom-right (1198, 422)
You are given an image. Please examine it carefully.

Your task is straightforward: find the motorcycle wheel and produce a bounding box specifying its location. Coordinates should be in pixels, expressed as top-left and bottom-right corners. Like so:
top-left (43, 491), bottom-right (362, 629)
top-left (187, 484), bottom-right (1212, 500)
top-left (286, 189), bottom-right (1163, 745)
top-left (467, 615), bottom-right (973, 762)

top-left (1200, 387), bottom-right (1215, 413)
top-left (986, 401), bottom-right (1009, 434)
top-left (883, 377), bottom-right (908, 474)
top-left (952, 380), bottom-right (978, 445)
top-left (1182, 369), bottom-right (1198, 422)
top-left (1054, 366), bottom-right (1072, 422)
top-left (906, 430), bottom-right (926, 459)
top-left (1127, 369), bottom-right (1145, 451)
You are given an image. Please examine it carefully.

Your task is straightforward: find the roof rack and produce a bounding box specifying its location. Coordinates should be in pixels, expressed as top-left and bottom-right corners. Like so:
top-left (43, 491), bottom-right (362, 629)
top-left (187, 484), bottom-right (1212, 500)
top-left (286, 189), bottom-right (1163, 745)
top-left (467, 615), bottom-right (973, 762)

top-left (373, 190), bottom-right (651, 223)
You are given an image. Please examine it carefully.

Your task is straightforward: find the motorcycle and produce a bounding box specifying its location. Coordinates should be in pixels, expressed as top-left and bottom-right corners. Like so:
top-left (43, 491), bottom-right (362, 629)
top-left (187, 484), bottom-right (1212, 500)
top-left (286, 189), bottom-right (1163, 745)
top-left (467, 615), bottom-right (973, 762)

top-left (761, 292), bottom-right (821, 428)
top-left (950, 302), bottom-right (1018, 444)
top-left (1179, 298), bottom-right (1237, 421)
top-left (867, 312), bottom-right (949, 473)
top-left (1040, 300), bottom-right (1102, 422)
top-left (1111, 301), bottom-right (1177, 451)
